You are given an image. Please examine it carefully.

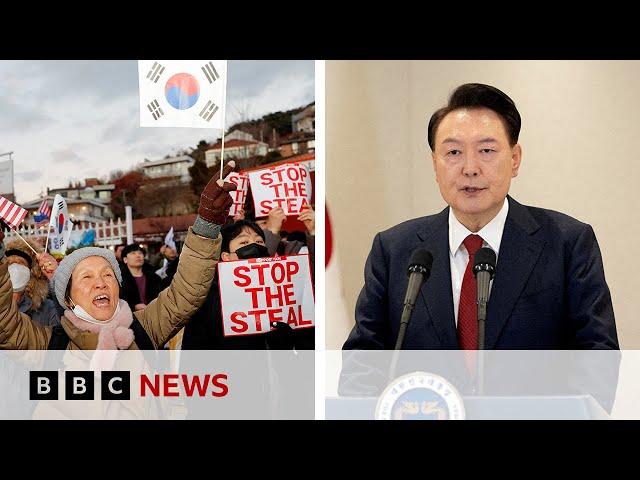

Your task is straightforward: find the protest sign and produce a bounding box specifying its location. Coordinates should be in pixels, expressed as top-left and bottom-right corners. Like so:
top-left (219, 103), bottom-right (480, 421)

top-left (248, 163), bottom-right (312, 216)
top-left (224, 172), bottom-right (249, 217)
top-left (218, 255), bottom-right (314, 337)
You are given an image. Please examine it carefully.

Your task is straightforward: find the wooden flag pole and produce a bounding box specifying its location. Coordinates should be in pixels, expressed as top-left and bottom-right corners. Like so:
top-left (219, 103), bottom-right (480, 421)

top-left (13, 228), bottom-right (39, 256)
top-left (44, 225), bottom-right (51, 253)
top-left (220, 62), bottom-right (229, 180)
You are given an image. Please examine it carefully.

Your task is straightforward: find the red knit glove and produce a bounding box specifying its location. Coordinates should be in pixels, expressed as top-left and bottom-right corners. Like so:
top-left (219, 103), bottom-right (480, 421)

top-left (198, 161), bottom-right (238, 225)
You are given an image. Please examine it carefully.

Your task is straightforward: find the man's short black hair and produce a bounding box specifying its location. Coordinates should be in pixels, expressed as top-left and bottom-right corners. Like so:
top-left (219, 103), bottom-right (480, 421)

top-left (121, 243), bottom-right (145, 259)
top-left (427, 83), bottom-right (521, 151)
top-left (221, 220), bottom-right (266, 253)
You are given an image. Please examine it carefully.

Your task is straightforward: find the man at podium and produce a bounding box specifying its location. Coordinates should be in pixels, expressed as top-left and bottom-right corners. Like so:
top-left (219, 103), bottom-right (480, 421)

top-left (343, 83), bottom-right (619, 351)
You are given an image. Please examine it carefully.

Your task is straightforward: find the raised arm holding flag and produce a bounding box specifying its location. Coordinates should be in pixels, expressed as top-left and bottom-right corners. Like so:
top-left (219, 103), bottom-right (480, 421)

top-left (0, 162), bottom-right (238, 350)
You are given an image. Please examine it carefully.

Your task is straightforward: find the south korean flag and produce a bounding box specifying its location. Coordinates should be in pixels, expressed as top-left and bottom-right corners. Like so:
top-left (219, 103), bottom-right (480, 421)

top-left (138, 60), bottom-right (227, 129)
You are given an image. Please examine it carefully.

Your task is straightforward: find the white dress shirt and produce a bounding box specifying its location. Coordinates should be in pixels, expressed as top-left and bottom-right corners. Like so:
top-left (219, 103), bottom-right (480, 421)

top-left (449, 198), bottom-right (509, 325)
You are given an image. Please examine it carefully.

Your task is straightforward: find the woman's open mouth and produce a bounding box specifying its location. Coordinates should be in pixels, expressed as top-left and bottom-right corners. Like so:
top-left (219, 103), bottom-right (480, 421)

top-left (92, 294), bottom-right (111, 308)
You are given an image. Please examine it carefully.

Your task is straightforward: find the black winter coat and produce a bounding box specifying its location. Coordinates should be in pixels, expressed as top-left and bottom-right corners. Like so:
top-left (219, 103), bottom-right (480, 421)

top-left (119, 263), bottom-right (163, 311)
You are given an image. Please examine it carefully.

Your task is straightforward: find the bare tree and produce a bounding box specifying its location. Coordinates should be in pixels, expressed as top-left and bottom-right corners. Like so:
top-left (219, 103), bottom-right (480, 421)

top-left (136, 183), bottom-right (198, 217)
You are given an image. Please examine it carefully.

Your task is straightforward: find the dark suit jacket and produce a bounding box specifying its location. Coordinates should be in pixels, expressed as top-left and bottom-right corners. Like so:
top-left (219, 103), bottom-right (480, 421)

top-left (343, 196), bottom-right (619, 350)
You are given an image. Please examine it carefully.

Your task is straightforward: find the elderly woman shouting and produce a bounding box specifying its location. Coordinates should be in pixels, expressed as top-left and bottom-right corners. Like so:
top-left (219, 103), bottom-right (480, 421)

top-left (0, 162), bottom-right (237, 350)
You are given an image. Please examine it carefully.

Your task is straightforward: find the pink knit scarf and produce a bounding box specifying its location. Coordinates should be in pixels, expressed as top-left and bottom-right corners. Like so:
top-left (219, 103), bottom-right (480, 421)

top-left (63, 300), bottom-right (135, 350)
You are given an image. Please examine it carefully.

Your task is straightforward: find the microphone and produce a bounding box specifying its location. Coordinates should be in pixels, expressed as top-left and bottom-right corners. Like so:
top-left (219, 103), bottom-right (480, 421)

top-left (473, 247), bottom-right (496, 350)
top-left (394, 249), bottom-right (433, 350)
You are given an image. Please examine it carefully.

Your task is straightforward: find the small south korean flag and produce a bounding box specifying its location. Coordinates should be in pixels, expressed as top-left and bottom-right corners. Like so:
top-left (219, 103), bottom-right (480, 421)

top-left (138, 60), bottom-right (227, 129)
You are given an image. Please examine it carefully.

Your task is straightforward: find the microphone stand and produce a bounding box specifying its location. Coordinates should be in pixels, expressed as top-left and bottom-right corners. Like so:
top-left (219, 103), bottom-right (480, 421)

top-left (475, 264), bottom-right (493, 396)
top-left (389, 264), bottom-right (428, 384)
top-left (389, 300), bottom-right (416, 384)
top-left (476, 296), bottom-right (488, 396)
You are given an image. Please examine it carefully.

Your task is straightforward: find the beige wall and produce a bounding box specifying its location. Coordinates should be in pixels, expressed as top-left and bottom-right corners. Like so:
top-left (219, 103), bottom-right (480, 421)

top-left (326, 60), bottom-right (640, 349)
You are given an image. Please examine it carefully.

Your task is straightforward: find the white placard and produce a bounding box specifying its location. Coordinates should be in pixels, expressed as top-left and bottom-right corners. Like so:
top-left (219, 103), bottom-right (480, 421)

top-left (225, 172), bottom-right (249, 217)
top-left (218, 255), bottom-right (314, 337)
top-left (248, 163), bottom-right (312, 217)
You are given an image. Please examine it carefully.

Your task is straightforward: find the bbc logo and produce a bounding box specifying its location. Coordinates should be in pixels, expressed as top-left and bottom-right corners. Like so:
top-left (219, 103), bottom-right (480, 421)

top-left (29, 371), bottom-right (131, 400)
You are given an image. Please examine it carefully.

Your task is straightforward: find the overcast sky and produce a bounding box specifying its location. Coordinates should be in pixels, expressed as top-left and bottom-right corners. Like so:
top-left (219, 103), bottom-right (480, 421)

top-left (0, 60), bottom-right (315, 204)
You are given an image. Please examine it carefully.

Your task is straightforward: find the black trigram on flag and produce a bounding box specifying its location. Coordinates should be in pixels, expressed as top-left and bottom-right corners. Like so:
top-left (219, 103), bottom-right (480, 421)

top-left (201, 62), bottom-right (220, 84)
top-left (199, 100), bottom-right (219, 122)
top-left (146, 62), bottom-right (166, 83)
top-left (147, 99), bottom-right (164, 120)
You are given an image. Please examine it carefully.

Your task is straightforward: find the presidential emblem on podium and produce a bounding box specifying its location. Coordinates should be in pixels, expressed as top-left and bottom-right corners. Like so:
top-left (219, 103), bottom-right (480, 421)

top-left (375, 372), bottom-right (465, 420)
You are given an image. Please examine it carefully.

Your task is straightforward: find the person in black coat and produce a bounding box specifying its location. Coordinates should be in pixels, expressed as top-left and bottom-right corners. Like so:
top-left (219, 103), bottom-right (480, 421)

top-left (180, 219), bottom-right (314, 418)
top-left (119, 243), bottom-right (163, 313)
top-left (181, 219), bottom-right (314, 350)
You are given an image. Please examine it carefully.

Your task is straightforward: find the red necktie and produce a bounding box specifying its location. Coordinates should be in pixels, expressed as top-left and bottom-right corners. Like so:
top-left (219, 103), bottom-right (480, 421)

top-left (457, 234), bottom-right (484, 350)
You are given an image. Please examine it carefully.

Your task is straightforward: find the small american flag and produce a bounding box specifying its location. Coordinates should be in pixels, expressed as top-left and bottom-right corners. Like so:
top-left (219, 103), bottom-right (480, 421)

top-left (0, 196), bottom-right (28, 229)
top-left (37, 198), bottom-right (52, 217)
top-left (34, 199), bottom-right (51, 227)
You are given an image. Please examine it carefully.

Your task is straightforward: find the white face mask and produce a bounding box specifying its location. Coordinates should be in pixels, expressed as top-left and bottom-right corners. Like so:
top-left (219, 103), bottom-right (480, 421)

top-left (8, 264), bottom-right (31, 292)
top-left (70, 299), bottom-right (120, 325)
